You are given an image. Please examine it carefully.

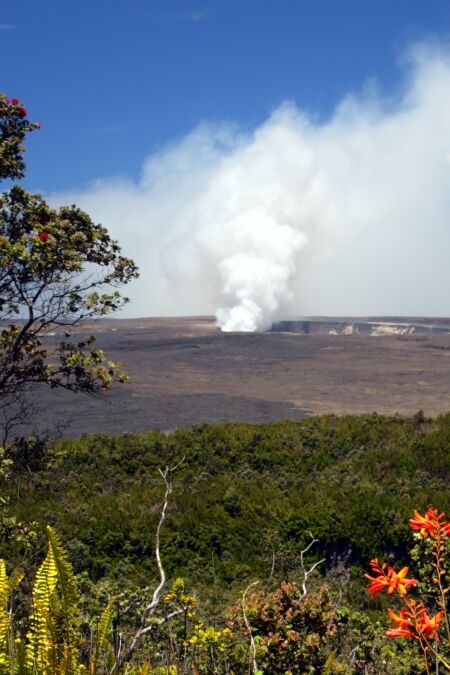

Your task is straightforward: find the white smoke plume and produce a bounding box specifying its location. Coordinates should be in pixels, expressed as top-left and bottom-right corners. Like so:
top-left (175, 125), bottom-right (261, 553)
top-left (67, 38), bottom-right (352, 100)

top-left (51, 43), bottom-right (450, 330)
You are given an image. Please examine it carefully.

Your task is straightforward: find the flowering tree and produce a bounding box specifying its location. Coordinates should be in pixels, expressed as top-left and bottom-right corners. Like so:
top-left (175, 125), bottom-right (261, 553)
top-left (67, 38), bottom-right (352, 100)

top-left (366, 508), bottom-right (450, 673)
top-left (0, 94), bottom-right (138, 437)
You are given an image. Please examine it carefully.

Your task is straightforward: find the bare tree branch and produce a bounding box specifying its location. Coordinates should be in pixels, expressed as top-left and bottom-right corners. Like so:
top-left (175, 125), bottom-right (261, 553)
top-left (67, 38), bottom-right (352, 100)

top-left (299, 532), bottom-right (325, 599)
top-left (110, 458), bottom-right (185, 673)
top-left (242, 581), bottom-right (260, 675)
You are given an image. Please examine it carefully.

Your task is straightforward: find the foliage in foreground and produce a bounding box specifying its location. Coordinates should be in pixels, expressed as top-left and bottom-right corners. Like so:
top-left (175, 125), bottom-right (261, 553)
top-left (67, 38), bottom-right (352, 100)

top-left (0, 521), bottom-right (420, 674)
top-left (3, 412), bottom-right (450, 671)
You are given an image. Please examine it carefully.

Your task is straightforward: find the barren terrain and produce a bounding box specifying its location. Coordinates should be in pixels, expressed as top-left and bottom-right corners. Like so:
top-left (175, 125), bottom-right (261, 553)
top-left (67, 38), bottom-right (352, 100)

top-left (19, 316), bottom-right (449, 438)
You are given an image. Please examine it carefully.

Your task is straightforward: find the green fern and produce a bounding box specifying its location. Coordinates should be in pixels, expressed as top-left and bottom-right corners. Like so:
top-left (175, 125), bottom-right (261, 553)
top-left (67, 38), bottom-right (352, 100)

top-left (15, 639), bottom-right (32, 675)
top-left (25, 526), bottom-right (81, 674)
top-left (0, 560), bottom-right (10, 671)
top-left (28, 530), bottom-right (59, 673)
top-left (46, 526), bottom-right (80, 674)
top-left (46, 527), bottom-right (78, 614)
top-left (91, 598), bottom-right (116, 674)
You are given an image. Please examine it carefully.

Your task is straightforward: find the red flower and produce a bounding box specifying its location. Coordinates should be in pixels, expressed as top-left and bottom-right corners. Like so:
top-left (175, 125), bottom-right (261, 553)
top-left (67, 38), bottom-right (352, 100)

top-left (18, 107), bottom-right (27, 118)
top-left (417, 608), bottom-right (444, 641)
top-left (386, 607), bottom-right (417, 640)
top-left (385, 604), bottom-right (444, 642)
top-left (10, 97), bottom-right (19, 105)
top-left (365, 559), bottom-right (417, 598)
top-left (410, 508), bottom-right (450, 539)
top-left (34, 121), bottom-right (41, 129)
top-left (386, 627), bottom-right (417, 639)
top-left (38, 231), bottom-right (49, 242)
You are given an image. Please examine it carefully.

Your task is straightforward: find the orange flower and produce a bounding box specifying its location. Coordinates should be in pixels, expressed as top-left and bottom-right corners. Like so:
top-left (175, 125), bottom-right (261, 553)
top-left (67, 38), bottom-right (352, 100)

top-left (410, 508), bottom-right (450, 539)
top-left (386, 628), bottom-right (417, 638)
top-left (386, 626), bottom-right (418, 639)
top-left (416, 608), bottom-right (444, 641)
top-left (386, 607), bottom-right (417, 640)
top-left (365, 559), bottom-right (417, 598)
top-left (385, 604), bottom-right (444, 642)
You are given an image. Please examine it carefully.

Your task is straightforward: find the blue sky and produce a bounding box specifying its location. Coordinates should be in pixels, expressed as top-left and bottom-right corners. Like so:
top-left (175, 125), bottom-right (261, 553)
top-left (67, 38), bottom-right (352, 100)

top-left (4, 1), bottom-right (450, 323)
top-left (3, 0), bottom-right (450, 192)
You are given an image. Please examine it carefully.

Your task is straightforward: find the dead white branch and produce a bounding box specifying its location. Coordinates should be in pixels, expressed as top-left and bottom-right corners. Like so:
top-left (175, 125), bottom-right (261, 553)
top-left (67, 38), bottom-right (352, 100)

top-left (109, 457), bottom-right (184, 673)
top-left (300, 532), bottom-right (325, 598)
top-left (242, 581), bottom-right (260, 675)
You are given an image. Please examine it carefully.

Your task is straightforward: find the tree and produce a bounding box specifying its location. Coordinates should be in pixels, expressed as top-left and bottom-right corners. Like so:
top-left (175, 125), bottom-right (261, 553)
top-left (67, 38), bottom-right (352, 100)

top-left (0, 93), bottom-right (138, 436)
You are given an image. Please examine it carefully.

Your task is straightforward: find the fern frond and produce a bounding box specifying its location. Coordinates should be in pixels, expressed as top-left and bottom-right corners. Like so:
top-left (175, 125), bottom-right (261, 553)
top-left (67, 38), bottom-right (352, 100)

top-left (29, 538), bottom-right (59, 673)
top-left (46, 527), bottom-right (79, 613)
top-left (0, 560), bottom-right (10, 670)
top-left (46, 526), bottom-right (81, 674)
top-left (27, 527), bottom-right (81, 674)
top-left (91, 598), bottom-right (116, 674)
top-left (15, 638), bottom-right (34, 675)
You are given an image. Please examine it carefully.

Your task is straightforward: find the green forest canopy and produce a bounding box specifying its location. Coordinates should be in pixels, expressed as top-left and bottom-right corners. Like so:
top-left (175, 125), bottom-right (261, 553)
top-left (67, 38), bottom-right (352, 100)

top-left (5, 411), bottom-right (450, 601)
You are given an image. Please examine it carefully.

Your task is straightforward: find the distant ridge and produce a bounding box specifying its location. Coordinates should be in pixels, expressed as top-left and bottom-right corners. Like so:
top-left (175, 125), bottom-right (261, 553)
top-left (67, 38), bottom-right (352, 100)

top-left (271, 317), bottom-right (450, 336)
top-left (10, 314), bottom-right (449, 336)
